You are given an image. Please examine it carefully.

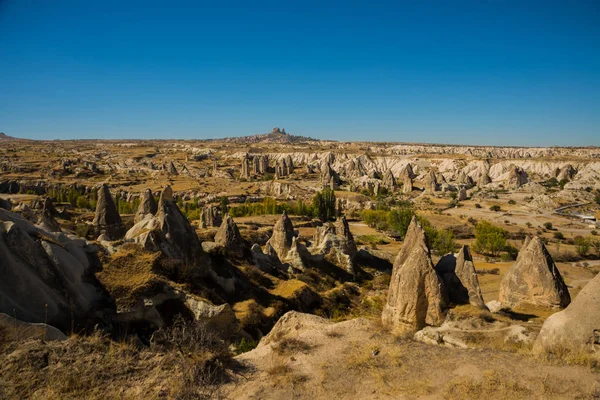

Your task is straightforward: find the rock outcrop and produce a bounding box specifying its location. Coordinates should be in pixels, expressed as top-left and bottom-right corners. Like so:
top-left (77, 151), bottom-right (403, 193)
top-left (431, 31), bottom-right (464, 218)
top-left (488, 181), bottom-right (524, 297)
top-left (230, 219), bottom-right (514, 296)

top-left (382, 217), bottom-right (446, 332)
top-left (201, 205), bottom-right (222, 228)
top-left (125, 186), bottom-right (209, 269)
top-left (0, 313), bottom-right (67, 341)
top-left (533, 273), bottom-right (600, 355)
top-left (506, 165), bottom-right (528, 189)
top-left (93, 184), bottom-right (125, 240)
top-left (0, 208), bottom-right (112, 332)
top-left (214, 215), bottom-right (245, 258)
top-left (435, 245), bottom-right (486, 308)
top-left (134, 189), bottom-right (158, 223)
top-left (37, 197), bottom-right (61, 232)
top-left (321, 163), bottom-right (340, 189)
top-left (313, 216), bottom-right (358, 274)
top-left (424, 170), bottom-right (438, 193)
top-left (265, 211), bottom-right (295, 261)
top-left (499, 236), bottom-right (570, 309)
top-left (382, 169), bottom-right (397, 191)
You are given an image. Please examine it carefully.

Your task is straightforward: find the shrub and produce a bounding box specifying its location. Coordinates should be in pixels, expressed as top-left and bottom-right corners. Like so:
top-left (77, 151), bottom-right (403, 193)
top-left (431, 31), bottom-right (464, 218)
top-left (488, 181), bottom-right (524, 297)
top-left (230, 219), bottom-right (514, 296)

top-left (553, 231), bottom-right (565, 240)
top-left (508, 199), bottom-right (516, 205)
top-left (489, 205), bottom-right (501, 212)
top-left (543, 222), bottom-right (553, 230)
top-left (474, 203), bottom-right (482, 209)
top-left (574, 236), bottom-right (590, 257)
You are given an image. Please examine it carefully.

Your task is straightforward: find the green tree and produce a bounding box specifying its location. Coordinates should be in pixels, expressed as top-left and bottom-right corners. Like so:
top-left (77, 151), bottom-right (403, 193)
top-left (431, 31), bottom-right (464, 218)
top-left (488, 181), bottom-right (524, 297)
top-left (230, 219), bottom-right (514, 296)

top-left (386, 208), bottom-right (414, 238)
top-left (312, 188), bottom-right (336, 221)
top-left (220, 196), bottom-right (229, 215)
top-left (473, 221), bottom-right (507, 256)
top-left (434, 229), bottom-right (456, 255)
top-left (574, 236), bottom-right (590, 257)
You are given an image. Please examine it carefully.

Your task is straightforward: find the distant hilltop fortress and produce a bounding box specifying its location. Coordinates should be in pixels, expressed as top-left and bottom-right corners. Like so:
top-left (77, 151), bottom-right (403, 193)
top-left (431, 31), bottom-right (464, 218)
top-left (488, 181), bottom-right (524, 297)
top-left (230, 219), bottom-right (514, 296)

top-left (270, 127), bottom-right (286, 135)
top-left (221, 127), bottom-right (318, 144)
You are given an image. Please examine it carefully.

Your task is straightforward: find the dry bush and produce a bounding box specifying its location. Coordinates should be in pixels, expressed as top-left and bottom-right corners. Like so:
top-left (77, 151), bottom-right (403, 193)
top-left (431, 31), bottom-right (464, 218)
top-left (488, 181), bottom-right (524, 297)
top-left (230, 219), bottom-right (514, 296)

top-left (445, 370), bottom-right (533, 399)
top-left (273, 337), bottom-right (313, 355)
top-left (0, 320), bottom-right (235, 400)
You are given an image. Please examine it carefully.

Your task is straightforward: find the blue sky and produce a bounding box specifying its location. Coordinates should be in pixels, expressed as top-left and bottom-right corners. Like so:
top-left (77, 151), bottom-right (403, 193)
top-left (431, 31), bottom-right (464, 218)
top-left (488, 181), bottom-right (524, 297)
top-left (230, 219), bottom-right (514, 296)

top-left (0, 0), bottom-right (598, 145)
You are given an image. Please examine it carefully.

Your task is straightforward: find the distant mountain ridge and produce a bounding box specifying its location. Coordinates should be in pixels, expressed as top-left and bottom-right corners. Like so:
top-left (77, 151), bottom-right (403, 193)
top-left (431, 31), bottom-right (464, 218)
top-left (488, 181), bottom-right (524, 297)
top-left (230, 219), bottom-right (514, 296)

top-left (220, 127), bottom-right (320, 144)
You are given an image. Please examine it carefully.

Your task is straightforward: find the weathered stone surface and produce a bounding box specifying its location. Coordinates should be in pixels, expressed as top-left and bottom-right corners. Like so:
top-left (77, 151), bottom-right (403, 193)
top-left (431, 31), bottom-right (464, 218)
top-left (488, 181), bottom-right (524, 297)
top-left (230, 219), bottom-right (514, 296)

top-left (499, 236), bottom-right (570, 309)
top-left (93, 184), bottom-right (125, 240)
top-left (457, 187), bottom-right (467, 202)
top-left (126, 186), bottom-right (210, 269)
top-left (557, 164), bottom-right (576, 182)
top-left (424, 170), bottom-right (438, 193)
top-left (37, 197), bottom-right (61, 232)
top-left (265, 211), bottom-right (295, 261)
top-left (200, 204), bottom-right (222, 228)
top-left (435, 245), bottom-right (485, 308)
top-left (382, 169), bottom-right (397, 191)
top-left (0, 313), bottom-right (67, 341)
top-left (214, 215), bottom-right (245, 257)
top-left (321, 163), bottom-right (340, 189)
top-left (533, 273), bottom-right (600, 355)
top-left (313, 216), bottom-right (358, 274)
top-left (134, 188), bottom-right (157, 223)
top-left (0, 209), bottom-right (111, 332)
top-left (184, 296), bottom-right (239, 337)
top-left (382, 216), bottom-right (447, 332)
top-left (506, 165), bottom-right (528, 189)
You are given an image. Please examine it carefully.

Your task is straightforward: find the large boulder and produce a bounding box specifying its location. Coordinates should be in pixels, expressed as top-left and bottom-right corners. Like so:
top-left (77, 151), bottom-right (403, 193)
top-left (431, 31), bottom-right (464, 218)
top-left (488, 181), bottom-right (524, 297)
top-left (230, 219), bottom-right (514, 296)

top-left (435, 245), bottom-right (486, 308)
top-left (134, 189), bottom-right (158, 223)
top-left (214, 215), bottom-right (245, 258)
top-left (0, 208), bottom-right (112, 332)
top-left (382, 216), bottom-right (447, 332)
top-left (93, 184), bottom-right (125, 240)
top-left (499, 236), bottom-right (570, 309)
top-left (533, 273), bottom-right (600, 355)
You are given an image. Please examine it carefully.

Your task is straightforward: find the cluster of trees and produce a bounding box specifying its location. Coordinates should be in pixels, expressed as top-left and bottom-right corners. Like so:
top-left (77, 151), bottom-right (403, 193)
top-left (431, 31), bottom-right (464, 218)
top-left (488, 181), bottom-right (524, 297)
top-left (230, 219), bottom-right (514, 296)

top-left (361, 208), bottom-right (456, 255)
top-left (47, 187), bottom-right (97, 211)
top-left (228, 189), bottom-right (337, 222)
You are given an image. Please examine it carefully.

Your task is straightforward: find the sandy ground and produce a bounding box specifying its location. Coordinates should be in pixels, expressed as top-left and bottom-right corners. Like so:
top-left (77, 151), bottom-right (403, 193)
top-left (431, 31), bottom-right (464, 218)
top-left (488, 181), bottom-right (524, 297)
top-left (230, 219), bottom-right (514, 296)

top-left (224, 312), bottom-right (600, 399)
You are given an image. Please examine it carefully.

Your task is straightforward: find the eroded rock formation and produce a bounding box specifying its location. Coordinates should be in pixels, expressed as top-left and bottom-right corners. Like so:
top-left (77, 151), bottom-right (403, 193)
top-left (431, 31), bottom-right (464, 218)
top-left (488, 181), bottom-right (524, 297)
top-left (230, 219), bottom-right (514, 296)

top-left (435, 245), bottom-right (485, 308)
top-left (499, 236), bottom-right (570, 309)
top-left (93, 184), bottom-right (125, 240)
top-left (382, 217), bottom-right (446, 332)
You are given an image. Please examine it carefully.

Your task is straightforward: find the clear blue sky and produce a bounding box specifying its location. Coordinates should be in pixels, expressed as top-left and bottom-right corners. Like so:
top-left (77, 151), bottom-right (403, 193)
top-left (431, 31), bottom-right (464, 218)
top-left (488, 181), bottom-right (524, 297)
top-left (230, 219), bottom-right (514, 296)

top-left (1, 0), bottom-right (599, 145)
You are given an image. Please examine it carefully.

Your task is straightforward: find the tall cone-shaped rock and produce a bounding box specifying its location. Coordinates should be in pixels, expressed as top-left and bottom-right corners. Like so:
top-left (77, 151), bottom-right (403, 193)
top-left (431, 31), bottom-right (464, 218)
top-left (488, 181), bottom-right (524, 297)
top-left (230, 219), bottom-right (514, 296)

top-left (382, 169), bottom-right (397, 191)
top-left (126, 186), bottom-right (208, 268)
top-left (382, 216), bottom-right (446, 332)
top-left (266, 211), bottom-right (295, 261)
top-left (499, 236), bottom-right (570, 308)
top-left (533, 273), bottom-right (600, 355)
top-left (135, 189), bottom-right (158, 223)
top-left (424, 170), bottom-right (438, 193)
top-left (214, 215), bottom-right (244, 258)
top-left (37, 197), bottom-right (61, 232)
top-left (93, 184), bottom-right (124, 240)
top-left (435, 245), bottom-right (485, 308)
